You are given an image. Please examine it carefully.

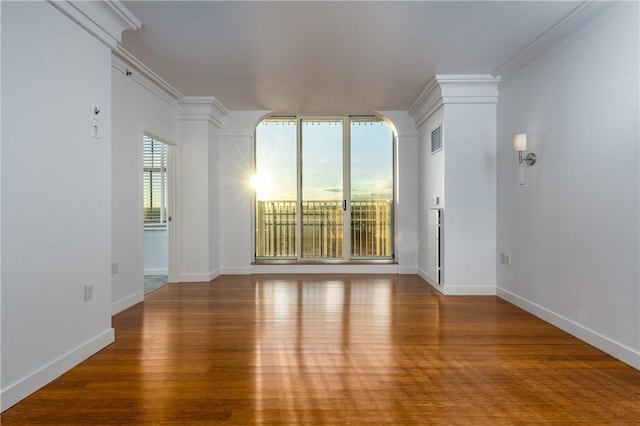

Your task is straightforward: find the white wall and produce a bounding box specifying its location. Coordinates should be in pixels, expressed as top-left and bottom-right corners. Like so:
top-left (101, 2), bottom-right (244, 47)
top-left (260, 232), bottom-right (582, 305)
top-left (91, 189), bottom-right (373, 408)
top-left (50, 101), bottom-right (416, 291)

top-left (143, 230), bottom-right (168, 275)
top-left (220, 111), bottom-right (269, 274)
top-left (496, 3), bottom-right (639, 368)
top-left (417, 106), bottom-right (444, 281)
top-left (1, 1), bottom-right (117, 409)
top-left (177, 98), bottom-right (228, 282)
top-left (380, 111), bottom-right (419, 275)
top-left (411, 76), bottom-right (499, 295)
top-left (111, 57), bottom-right (178, 313)
top-left (444, 102), bottom-right (497, 293)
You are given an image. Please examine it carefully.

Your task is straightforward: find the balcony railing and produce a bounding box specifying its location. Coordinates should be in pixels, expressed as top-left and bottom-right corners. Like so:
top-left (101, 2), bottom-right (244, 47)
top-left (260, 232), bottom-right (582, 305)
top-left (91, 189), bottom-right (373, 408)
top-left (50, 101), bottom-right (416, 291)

top-left (256, 200), bottom-right (392, 259)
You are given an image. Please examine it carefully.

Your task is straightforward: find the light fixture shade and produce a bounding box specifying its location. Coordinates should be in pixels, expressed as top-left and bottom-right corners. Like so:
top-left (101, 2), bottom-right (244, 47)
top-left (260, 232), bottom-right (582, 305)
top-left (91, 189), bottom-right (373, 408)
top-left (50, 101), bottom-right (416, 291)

top-left (513, 134), bottom-right (527, 152)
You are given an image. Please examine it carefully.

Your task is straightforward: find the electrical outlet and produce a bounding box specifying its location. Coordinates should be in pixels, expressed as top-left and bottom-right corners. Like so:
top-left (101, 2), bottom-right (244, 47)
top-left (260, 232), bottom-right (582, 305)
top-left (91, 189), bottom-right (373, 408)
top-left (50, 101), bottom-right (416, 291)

top-left (111, 262), bottom-right (119, 274)
top-left (84, 284), bottom-right (93, 301)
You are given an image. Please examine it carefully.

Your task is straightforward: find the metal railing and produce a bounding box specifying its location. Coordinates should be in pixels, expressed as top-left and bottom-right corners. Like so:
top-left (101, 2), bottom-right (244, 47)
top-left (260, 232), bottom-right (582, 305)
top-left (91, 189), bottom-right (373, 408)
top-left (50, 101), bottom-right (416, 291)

top-left (256, 200), bottom-right (392, 258)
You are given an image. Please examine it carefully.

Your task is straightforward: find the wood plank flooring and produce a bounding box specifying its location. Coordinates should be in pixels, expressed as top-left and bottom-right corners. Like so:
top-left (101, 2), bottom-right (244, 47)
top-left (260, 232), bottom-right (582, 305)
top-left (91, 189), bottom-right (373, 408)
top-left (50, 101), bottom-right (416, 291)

top-left (2, 274), bottom-right (639, 424)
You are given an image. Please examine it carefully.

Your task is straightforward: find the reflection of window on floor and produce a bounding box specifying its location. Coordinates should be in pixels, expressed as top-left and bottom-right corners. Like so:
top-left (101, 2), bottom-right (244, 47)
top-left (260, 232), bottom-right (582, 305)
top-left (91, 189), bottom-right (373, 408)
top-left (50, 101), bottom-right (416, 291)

top-left (254, 117), bottom-right (394, 260)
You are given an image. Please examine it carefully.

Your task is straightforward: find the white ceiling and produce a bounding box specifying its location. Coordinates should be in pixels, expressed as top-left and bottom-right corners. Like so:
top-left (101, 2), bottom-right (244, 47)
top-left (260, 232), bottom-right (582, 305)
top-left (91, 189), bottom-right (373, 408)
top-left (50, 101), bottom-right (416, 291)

top-left (120, 1), bottom-right (580, 114)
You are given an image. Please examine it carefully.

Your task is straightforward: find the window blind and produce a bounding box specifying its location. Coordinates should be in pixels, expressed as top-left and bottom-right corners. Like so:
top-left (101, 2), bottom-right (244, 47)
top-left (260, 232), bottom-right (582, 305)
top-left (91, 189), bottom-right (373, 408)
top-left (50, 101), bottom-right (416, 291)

top-left (143, 135), bottom-right (167, 228)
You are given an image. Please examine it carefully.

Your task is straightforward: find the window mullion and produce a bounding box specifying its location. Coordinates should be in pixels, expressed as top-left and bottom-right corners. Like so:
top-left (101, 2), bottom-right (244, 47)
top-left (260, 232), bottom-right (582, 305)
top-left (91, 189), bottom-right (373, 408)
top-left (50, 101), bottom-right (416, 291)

top-left (296, 116), bottom-right (302, 260)
top-left (343, 117), bottom-right (351, 260)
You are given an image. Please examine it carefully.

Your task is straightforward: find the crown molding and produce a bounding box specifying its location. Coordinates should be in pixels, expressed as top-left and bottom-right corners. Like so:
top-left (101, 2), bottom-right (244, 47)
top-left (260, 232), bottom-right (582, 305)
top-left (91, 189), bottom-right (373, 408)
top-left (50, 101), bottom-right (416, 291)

top-left (493, 1), bottom-right (617, 83)
top-left (438, 74), bottom-right (501, 105)
top-left (111, 55), bottom-right (179, 107)
top-left (409, 75), bottom-right (500, 128)
top-left (177, 97), bottom-right (229, 129)
top-left (48, 0), bottom-right (140, 50)
top-left (113, 47), bottom-right (183, 104)
top-left (408, 77), bottom-right (442, 128)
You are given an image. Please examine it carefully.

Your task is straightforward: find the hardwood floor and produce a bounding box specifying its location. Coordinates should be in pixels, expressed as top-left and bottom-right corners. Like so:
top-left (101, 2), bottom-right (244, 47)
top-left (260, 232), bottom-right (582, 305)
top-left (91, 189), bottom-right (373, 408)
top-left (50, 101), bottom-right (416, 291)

top-left (2, 274), bottom-right (639, 424)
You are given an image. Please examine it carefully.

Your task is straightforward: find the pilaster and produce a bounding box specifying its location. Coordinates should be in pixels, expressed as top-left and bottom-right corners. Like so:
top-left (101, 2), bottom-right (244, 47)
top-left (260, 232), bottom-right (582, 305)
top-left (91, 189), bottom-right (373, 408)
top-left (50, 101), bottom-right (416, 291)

top-left (176, 98), bottom-right (228, 281)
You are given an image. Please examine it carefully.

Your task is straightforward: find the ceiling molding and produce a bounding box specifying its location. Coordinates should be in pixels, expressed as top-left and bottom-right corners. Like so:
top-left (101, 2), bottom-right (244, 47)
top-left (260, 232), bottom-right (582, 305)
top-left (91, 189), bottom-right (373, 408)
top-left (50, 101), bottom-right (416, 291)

top-left (493, 1), bottom-right (616, 83)
top-left (177, 97), bottom-right (229, 129)
top-left (408, 77), bottom-right (442, 128)
top-left (111, 55), bottom-right (178, 108)
top-left (113, 47), bottom-right (183, 102)
top-left (47, 0), bottom-right (141, 50)
top-left (438, 75), bottom-right (501, 105)
top-left (409, 75), bottom-right (500, 128)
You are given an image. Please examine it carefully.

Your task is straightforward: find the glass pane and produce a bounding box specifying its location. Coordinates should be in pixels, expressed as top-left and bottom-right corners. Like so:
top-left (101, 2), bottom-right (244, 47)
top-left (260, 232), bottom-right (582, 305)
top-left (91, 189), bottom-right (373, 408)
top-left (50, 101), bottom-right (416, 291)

top-left (350, 120), bottom-right (393, 258)
top-left (301, 119), bottom-right (343, 258)
top-left (255, 119), bottom-right (297, 257)
top-left (143, 135), bottom-right (168, 228)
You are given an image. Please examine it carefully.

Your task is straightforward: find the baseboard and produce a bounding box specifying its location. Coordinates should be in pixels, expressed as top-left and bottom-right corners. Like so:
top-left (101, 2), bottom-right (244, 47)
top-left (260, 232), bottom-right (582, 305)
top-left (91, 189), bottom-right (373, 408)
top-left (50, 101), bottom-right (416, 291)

top-left (112, 291), bottom-right (144, 315)
top-left (1, 328), bottom-right (115, 412)
top-left (221, 267), bottom-right (252, 275)
top-left (398, 266), bottom-right (418, 275)
top-left (497, 287), bottom-right (640, 370)
top-left (442, 285), bottom-right (496, 296)
top-left (418, 269), bottom-right (444, 294)
top-left (417, 269), bottom-right (495, 295)
top-left (144, 268), bottom-right (168, 275)
top-left (178, 269), bottom-right (221, 282)
top-left (251, 263), bottom-right (399, 274)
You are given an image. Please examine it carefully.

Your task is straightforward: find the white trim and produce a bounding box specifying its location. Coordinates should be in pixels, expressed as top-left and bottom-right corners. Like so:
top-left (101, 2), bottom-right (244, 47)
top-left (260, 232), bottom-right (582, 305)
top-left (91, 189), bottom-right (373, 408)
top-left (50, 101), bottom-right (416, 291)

top-left (144, 268), bottom-right (168, 276)
top-left (179, 269), bottom-right (221, 283)
top-left (0, 328), bottom-right (115, 411)
top-left (111, 53), bottom-right (181, 107)
top-left (397, 266), bottom-right (417, 275)
top-left (418, 268), bottom-right (444, 294)
top-left (442, 285), bottom-right (496, 296)
top-left (418, 269), bottom-right (496, 296)
top-left (221, 267), bottom-right (252, 275)
top-left (408, 77), bottom-right (442, 128)
top-left (497, 287), bottom-right (640, 370)
top-left (112, 291), bottom-right (143, 315)
top-left (494, 2), bottom-right (618, 84)
top-left (47, 0), bottom-right (140, 49)
top-left (177, 97), bottom-right (229, 129)
top-left (409, 75), bottom-right (500, 128)
top-left (251, 264), bottom-right (399, 275)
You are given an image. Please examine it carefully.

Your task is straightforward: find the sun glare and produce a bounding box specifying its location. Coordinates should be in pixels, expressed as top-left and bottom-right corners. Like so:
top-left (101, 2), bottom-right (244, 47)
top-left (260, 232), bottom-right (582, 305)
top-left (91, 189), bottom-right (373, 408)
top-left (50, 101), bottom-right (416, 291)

top-left (250, 173), bottom-right (270, 199)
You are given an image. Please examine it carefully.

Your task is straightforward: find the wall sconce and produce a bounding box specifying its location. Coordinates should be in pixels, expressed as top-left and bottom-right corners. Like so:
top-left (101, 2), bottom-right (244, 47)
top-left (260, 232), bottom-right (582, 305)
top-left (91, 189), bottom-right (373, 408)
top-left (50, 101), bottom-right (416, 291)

top-left (513, 133), bottom-right (536, 186)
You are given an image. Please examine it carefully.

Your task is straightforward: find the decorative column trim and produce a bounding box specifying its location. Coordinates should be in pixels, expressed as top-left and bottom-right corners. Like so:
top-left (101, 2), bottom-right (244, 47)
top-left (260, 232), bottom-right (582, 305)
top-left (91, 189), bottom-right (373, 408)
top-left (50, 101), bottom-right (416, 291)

top-left (408, 75), bottom-right (501, 127)
top-left (408, 77), bottom-right (442, 128)
top-left (177, 97), bottom-right (229, 128)
top-left (47, 0), bottom-right (140, 49)
top-left (438, 74), bottom-right (501, 105)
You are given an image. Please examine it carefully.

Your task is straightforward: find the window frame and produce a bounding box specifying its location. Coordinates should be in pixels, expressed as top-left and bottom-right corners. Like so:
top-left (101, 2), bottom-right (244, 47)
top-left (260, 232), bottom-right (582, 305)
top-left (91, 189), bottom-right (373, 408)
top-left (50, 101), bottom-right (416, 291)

top-left (143, 133), bottom-right (169, 231)
top-left (254, 115), bottom-right (395, 261)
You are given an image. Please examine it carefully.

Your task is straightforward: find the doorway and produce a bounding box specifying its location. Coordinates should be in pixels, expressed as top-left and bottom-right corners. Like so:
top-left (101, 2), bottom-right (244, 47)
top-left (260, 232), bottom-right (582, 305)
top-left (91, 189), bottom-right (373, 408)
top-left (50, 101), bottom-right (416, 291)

top-left (142, 133), bottom-right (173, 294)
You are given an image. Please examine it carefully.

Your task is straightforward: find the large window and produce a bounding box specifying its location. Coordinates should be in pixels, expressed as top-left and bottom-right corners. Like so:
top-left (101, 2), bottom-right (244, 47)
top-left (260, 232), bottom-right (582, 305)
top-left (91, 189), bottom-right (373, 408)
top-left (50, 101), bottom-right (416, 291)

top-left (143, 134), bottom-right (168, 229)
top-left (254, 117), bottom-right (394, 260)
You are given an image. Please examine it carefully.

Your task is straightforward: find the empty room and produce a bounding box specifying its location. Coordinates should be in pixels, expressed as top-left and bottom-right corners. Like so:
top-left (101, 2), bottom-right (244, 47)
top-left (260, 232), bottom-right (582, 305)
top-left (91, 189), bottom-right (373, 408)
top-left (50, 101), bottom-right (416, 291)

top-left (1, 1), bottom-right (638, 424)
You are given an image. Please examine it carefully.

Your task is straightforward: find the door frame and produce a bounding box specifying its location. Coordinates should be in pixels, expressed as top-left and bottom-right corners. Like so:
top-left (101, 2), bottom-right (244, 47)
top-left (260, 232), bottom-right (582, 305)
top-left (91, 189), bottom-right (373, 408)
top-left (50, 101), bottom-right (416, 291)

top-left (139, 131), bottom-right (178, 293)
